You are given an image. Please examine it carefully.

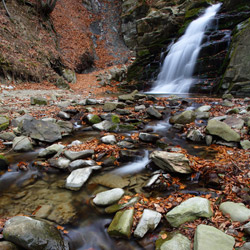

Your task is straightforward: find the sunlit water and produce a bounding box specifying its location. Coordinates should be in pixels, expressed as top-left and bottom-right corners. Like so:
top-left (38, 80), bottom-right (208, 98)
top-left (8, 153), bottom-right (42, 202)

top-left (149, 3), bottom-right (221, 94)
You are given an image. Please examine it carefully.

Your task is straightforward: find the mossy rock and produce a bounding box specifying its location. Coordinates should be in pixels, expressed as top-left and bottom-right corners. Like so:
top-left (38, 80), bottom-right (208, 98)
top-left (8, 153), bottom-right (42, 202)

top-left (0, 115), bottom-right (9, 131)
top-left (118, 124), bottom-right (136, 131)
top-left (54, 77), bottom-right (70, 89)
top-left (88, 114), bottom-right (101, 124)
top-left (111, 115), bottom-right (120, 124)
top-left (185, 8), bottom-right (202, 19)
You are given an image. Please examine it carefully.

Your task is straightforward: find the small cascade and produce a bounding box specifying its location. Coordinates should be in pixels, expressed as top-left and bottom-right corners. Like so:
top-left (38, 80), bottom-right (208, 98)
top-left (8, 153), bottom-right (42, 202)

top-left (149, 3), bottom-right (222, 94)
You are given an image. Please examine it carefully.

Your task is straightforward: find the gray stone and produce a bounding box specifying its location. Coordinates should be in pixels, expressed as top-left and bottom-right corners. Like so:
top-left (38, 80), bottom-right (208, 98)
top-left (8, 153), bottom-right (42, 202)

top-left (12, 136), bottom-right (33, 152)
top-left (156, 233), bottom-right (191, 250)
top-left (20, 119), bottom-right (62, 143)
top-left (211, 115), bottom-right (227, 121)
top-left (243, 222), bottom-right (250, 235)
top-left (93, 188), bottom-right (125, 206)
top-left (56, 120), bottom-right (73, 136)
top-left (117, 141), bottom-right (135, 149)
top-left (146, 107), bottom-right (162, 119)
top-left (240, 140), bottom-right (250, 149)
top-left (196, 111), bottom-right (210, 120)
top-left (115, 109), bottom-right (131, 115)
top-left (169, 110), bottom-right (196, 125)
top-left (69, 159), bottom-right (96, 171)
top-left (135, 105), bottom-right (146, 112)
top-left (196, 105), bottom-right (211, 112)
top-left (222, 93), bottom-right (234, 100)
top-left (57, 111), bottom-right (71, 120)
top-left (86, 98), bottom-right (98, 105)
top-left (187, 129), bottom-right (204, 142)
top-left (92, 120), bottom-right (115, 131)
top-left (0, 115), bottom-right (9, 131)
top-left (30, 97), bottom-right (47, 105)
top-left (150, 151), bottom-right (192, 174)
top-left (101, 135), bottom-right (117, 144)
top-left (118, 90), bottom-right (138, 102)
top-left (65, 166), bottom-right (101, 190)
top-left (166, 197), bottom-right (213, 227)
top-left (38, 144), bottom-right (65, 158)
top-left (219, 201), bottom-right (250, 222)
top-left (62, 69), bottom-right (76, 83)
top-left (238, 242), bottom-right (250, 250)
top-left (3, 216), bottom-right (69, 250)
top-left (64, 150), bottom-right (94, 161)
top-left (57, 101), bottom-right (71, 109)
top-left (139, 132), bottom-right (159, 143)
top-left (224, 116), bottom-right (244, 129)
top-left (86, 114), bottom-right (101, 124)
top-left (49, 157), bottom-right (70, 169)
top-left (222, 100), bottom-right (234, 107)
top-left (226, 108), bottom-right (240, 114)
top-left (11, 114), bottom-right (34, 127)
top-left (0, 132), bottom-right (16, 141)
top-left (108, 209), bottom-right (134, 238)
top-left (194, 224), bottom-right (235, 250)
top-left (134, 209), bottom-right (161, 238)
top-left (206, 120), bottom-right (240, 142)
top-left (103, 102), bottom-right (125, 112)
top-left (0, 241), bottom-right (20, 250)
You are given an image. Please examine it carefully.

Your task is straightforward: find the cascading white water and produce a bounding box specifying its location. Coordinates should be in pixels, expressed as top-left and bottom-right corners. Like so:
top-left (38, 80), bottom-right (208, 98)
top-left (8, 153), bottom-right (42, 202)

top-left (149, 3), bottom-right (221, 94)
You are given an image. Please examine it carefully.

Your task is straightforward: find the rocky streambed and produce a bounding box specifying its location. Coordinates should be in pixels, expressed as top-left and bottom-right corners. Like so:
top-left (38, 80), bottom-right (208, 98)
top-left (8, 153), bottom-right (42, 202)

top-left (0, 89), bottom-right (250, 250)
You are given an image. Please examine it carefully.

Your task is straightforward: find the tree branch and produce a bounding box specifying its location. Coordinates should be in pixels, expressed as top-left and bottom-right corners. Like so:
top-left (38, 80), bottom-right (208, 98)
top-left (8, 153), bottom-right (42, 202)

top-left (2, 0), bottom-right (12, 19)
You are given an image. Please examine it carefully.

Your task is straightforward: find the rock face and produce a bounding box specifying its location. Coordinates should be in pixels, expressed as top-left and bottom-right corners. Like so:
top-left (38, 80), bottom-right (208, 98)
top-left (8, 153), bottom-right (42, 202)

top-left (166, 197), bottom-right (213, 227)
top-left (3, 216), bottom-right (69, 250)
top-left (194, 224), bottom-right (235, 250)
top-left (206, 120), bottom-right (240, 142)
top-left (150, 151), bottom-right (192, 174)
top-left (169, 110), bottom-right (196, 125)
top-left (134, 209), bottom-right (161, 238)
top-left (93, 188), bottom-right (125, 206)
top-left (219, 201), bottom-right (250, 222)
top-left (20, 119), bottom-right (62, 143)
top-left (156, 233), bottom-right (191, 250)
top-left (108, 209), bottom-right (134, 239)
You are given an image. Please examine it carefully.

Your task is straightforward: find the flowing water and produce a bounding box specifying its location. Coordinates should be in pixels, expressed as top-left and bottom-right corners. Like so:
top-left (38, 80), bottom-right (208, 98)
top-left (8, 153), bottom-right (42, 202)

top-left (149, 3), bottom-right (221, 94)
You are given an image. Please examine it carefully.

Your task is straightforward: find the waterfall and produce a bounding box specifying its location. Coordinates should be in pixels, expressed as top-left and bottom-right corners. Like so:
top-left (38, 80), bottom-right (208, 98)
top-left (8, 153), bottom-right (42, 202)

top-left (149, 3), bottom-right (221, 94)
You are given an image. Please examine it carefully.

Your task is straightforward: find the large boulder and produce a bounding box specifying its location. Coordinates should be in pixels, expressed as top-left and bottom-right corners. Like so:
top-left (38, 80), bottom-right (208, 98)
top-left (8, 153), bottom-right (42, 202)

top-left (134, 209), bottom-right (161, 238)
top-left (169, 110), bottom-right (196, 125)
top-left (108, 209), bottom-right (134, 239)
top-left (150, 151), bottom-right (192, 174)
top-left (165, 197), bottom-right (213, 227)
top-left (156, 233), bottom-right (191, 250)
top-left (20, 119), bottom-right (62, 143)
top-left (3, 216), bottom-right (69, 250)
top-left (219, 201), bottom-right (250, 222)
top-left (194, 224), bottom-right (235, 250)
top-left (205, 119), bottom-right (240, 142)
top-left (0, 115), bottom-right (9, 131)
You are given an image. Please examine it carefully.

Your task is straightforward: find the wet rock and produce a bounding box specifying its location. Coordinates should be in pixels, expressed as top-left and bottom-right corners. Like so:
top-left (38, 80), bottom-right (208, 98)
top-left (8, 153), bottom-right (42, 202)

top-left (166, 197), bottom-right (212, 227)
top-left (56, 120), bottom-right (73, 136)
top-left (226, 108), bottom-right (240, 114)
top-left (219, 201), bottom-right (250, 222)
top-left (20, 119), bottom-right (62, 143)
top-left (156, 233), bottom-right (191, 250)
top-left (108, 209), bottom-right (134, 238)
top-left (0, 241), bottom-right (20, 250)
top-left (92, 120), bottom-right (116, 131)
top-left (223, 116), bottom-right (244, 129)
top-left (49, 157), bottom-right (70, 169)
top-left (103, 102), bottom-right (125, 112)
top-left (194, 224), bottom-right (235, 250)
top-left (134, 209), bottom-right (161, 238)
top-left (117, 141), bottom-right (135, 149)
top-left (12, 136), bottom-right (33, 152)
top-left (118, 90), bottom-right (138, 102)
top-left (144, 172), bottom-right (172, 191)
top-left (238, 242), bottom-right (250, 250)
top-left (38, 144), bottom-right (65, 158)
top-left (86, 114), bottom-right (101, 124)
top-left (206, 120), bottom-right (240, 142)
top-left (69, 159), bottom-right (96, 171)
top-left (0, 132), bottom-right (16, 141)
top-left (169, 110), bottom-right (196, 125)
top-left (139, 132), bottom-right (160, 143)
top-left (211, 115), bottom-right (227, 121)
top-left (64, 149), bottom-right (94, 161)
top-left (115, 109), bottom-right (131, 115)
top-left (196, 111), bottom-right (210, 120)
top-left (3, 216), bottom-right (69, 250)
top-left (150, 151), bottom-right (192, 174)
top-left (57, 111), bottom-right (71, 120)
top-left (240, 140), bottom-right (250, 149)
top-left (196, 105), bottom-right (211, 112)
top-left (135, 105), bottom-right (146, 112)
top-left (0, 115), bottom-right (9, 131)
top-left (30, 97), bottom-right (47, 105)
top-left (0, 158), bottom-right (8, 171)
top-left (203, 172), bottom-right (220, 188)
top-left (105, 197), bottom-right (139, 214)
top-left (86, 99), bottom-right (98, 105)
top-left (187, 129), bottom-right (204, 142)
top-left (65, 166), bottom-right (101, 190)
top-left (119, 149), bottom-right (144, 162)
top-left (146, 107), bottom-right (162, 119)
top-left (243, 222), bottom-right (250, 235)
top-left (93, 188), bottom-right (125, 206)
top-left (101, 135), bottom-right (117, 145)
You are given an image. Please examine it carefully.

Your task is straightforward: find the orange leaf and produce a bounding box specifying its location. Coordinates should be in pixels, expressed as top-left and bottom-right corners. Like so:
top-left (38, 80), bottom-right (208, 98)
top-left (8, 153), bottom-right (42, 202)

top-left (161, 233), bottom-right (167, 239)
